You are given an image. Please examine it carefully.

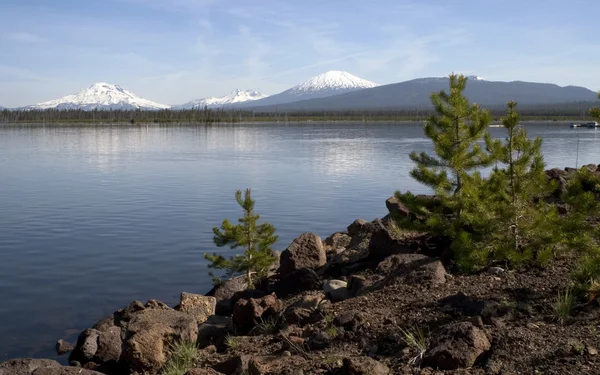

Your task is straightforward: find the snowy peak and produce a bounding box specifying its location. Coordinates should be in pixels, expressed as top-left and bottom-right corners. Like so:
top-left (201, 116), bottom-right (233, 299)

top-left (177, 89), bottom-right (268, 109)
top-left (30, 82), bottom-right (170, 110)
top-left (290, 70), bottom-right (378, 93)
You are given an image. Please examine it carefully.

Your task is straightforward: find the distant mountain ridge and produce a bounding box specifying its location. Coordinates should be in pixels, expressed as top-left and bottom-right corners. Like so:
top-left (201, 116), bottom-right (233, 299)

top-left (27, 82), bottom-right (170, 110)
top-left (176, 89), bottom-right (268, 109)
top-left (245, 76), bottom-right (598, 112)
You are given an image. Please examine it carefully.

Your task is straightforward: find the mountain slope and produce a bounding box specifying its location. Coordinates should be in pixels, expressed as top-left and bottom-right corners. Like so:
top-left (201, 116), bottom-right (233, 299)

top-left (176, 89), bottom-right (268, 109)
top-left (247, 77), bottom-right (597, 111)
top-left (237, 70), bottom-right (378, 107)
top-left (28, 83), bottom-right (170, 110)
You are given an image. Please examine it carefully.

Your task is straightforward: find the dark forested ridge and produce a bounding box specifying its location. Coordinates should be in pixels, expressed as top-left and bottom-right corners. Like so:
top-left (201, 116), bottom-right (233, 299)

top-left (0, 101), bottom-right (597, 124)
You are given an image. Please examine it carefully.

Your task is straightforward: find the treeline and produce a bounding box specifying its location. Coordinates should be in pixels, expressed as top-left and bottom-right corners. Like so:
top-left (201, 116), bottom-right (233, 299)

top-left (0, 101), bottom-right (597, 124)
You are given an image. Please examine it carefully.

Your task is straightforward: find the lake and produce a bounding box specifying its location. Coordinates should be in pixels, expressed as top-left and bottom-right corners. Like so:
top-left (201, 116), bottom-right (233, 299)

top-left (0, 122), bottom-right (598, 360)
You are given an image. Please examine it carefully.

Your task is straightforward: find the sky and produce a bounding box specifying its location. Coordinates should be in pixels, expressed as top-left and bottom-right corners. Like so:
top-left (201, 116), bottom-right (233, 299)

top-left (1, 0), bottom-right (599, 108)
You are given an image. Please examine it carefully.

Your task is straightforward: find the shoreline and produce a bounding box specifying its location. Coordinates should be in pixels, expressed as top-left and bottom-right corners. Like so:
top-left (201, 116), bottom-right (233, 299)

top-left (3, 164), bottom-right (600, 375)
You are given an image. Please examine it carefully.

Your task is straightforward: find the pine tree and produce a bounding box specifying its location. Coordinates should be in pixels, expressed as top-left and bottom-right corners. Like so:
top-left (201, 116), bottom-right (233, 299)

top-left (482, 101), bottom-right (561, 266)
top-left (205, 189), bottom-right (278, 288)
top-left (394, 74), bottom-right (494, 269)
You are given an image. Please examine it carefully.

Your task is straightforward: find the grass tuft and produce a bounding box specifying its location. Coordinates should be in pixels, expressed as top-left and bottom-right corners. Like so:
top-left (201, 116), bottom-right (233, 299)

top-left (161, 341), bottom-right (200, 375)
top-left (224, 334), bottom-right (238, 349)
top-left (553, 286), bottom-right (574, 324)
top-left (399, 326), bottom-right (430, 366)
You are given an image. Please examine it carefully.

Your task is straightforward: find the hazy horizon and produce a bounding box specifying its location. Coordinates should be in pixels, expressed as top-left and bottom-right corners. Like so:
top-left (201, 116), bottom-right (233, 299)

top-left (2, 0), bottom-right (599, 107)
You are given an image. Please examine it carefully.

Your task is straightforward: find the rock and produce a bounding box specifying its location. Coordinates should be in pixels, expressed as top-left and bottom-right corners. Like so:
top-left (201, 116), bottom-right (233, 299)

top-left (324, 232), bottom-right (352, 251)
top-left (439, 292), bottom-right (507, 322)
top-left (348, 275), bottom-right (367, 296)
top-left (70, 329), bottom-right (99, 363)
top-left (233, 294), bottom-right (281, 334)
top-left (269, 250), bottom-right (281, 274)
top-left (213, 355), bottom-right (251, 375)
top-left (385, 196), bottom-right (410, 218)
top-left (323, 280), bottom-right (351, 302)
top-left (275, 268), bottom-right (322, 298)
top-left (368, 220), bottom-right (409, 258)
top-left (185, 369), bottom-right (221, 375)
top-left (206, 275), bottom-right (248, 302)
top-left (486, 266), bottom-right (505, 275)
top-left (31, 367), bottom-right (105, 375)
top-left (376, 253), bottom-right (446, 285)
top-left (283, 293), bottom-right (325, 325)
top-left (280, 233), bottom-right (326, 276)
top-left (176, 292), bottom-right (216, 324)
top-left (0, 359), bottom-right (61, 375)
top-left (198, 315), bottom-right (234, 348)
top-left (113, 300), bottom-right (147, 327)
top-left (307, 331), bottom-right (330, 350)
top-left (94, 326), bottom-right (122, 365)
top-left (122, 309), bottom-right (199, 374)
top-left (334, 311), bottom-right (360, 331)
top-left (587, 346), bottom-right (598, 356)
top-left (342, 357), bottom-right (390, 375)
top-left (347, 219), bottom-right (377, 238)
top-left (91, 316), bottom-right (115, 332)
top-left (423, 321), bottom-right (491, 370)
top-left (56, 340), bottom-right (74, 356)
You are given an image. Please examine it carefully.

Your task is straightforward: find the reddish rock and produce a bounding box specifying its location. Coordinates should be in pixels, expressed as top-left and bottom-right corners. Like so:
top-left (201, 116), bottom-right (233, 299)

top-left (424, 321), bottom-right (491, 370)
top-left (232, 294), bottom-right (281, 333)
top-left (280, 233), bottom-right (326, 276)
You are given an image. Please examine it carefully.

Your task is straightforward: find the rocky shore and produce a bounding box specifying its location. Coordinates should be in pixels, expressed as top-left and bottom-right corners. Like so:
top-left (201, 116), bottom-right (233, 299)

top-left (3, 165), bottom-right (600, 375)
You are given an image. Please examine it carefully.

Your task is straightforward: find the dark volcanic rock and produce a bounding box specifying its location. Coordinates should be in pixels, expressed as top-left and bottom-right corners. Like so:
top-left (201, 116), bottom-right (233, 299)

top-left (274, 268), bottom-right (322, 298)
top-left (368, 220), bottom-right (410, 258)
top-left (424, 321), bottom-right (491, 370)
top-left (0, 359), bottom-right (61, 375)
top-left (280, 233), bottom-right (326, 276)
top-left (198, 316), bottom-right (234, 349)
top-left (385, 196), bottom-right (410, 218)
top-left (376, 253), bottom-right (446, 285)
top-left (207, 275), bottom-right (248, 302)
top-left (233, 294), bottom-right (281, 334)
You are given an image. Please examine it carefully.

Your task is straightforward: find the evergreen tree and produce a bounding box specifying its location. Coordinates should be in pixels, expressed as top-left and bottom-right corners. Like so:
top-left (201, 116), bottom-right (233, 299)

top-left (482, 101), bottom-right (561, 266)
top-left (395, 74), bottom-right (494, 269)
top-left (205, 189), bottom-right (278, 288)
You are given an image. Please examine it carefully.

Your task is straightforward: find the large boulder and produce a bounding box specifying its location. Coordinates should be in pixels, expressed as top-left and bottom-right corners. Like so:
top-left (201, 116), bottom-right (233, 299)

top-left (280, 233), bottom-right (326, 276)
top-left (232, 294), bottom-right (281, 334)
top-left (175, 292), bottom-right (216, 324)
top-left (423, 321), bottom-right (491, 370)
top-left (342, 357), bottom-right (390, 375)
top-left (0, 359), bottom-right (61, 375)
top-left (274, 268), bottom-right (322, 298)
top-left (69, 322), bottom-right (123, 372)
top-left (376, 253), bottom-right (446, 285)
top-left (122, 309), bottom-right (199, 374)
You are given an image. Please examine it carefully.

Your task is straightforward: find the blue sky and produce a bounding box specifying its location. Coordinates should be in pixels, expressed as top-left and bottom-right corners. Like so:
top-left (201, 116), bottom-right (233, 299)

top-left (1, 0), bottom-right (598, 107)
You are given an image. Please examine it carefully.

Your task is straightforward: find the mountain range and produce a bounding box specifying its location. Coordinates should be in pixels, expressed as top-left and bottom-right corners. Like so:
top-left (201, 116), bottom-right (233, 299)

top-left (175, 89), bottom-right (268, 109)
top-left (13, 71), bottom-right (599, 112)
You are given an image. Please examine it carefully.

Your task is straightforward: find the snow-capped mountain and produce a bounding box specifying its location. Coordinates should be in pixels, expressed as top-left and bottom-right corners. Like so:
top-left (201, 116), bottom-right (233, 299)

top-left (28, 82), bottom-right (170, 110)
top-left (176, 89), bottom-right (268, 109)
top-left (237, 70), bottom-right (378, 108)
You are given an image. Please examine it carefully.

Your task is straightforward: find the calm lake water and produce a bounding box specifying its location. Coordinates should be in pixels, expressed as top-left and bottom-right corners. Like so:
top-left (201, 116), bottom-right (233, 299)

top-left (0, 122), bottom-right (598, 360)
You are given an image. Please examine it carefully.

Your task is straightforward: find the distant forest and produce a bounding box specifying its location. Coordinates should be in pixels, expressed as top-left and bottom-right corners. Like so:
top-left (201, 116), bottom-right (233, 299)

top-left (0, 101), bottom-right (598, 124)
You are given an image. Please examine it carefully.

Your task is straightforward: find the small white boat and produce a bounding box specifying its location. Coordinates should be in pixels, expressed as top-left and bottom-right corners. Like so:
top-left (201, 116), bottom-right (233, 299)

top-left (570, 121), bottom-right (598, 128)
